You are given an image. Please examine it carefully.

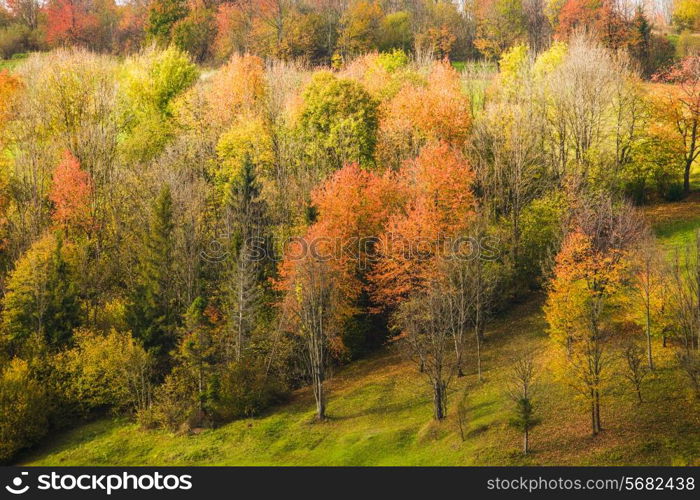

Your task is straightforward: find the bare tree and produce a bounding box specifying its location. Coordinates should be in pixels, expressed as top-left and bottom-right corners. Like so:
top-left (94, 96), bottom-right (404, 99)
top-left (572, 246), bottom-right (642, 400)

top-left (622, 341), bottom-right (648, 403)
top-left (472, 101), bottom-right (545, 266)
top-left (284, 256), bottom-right (338, 421)
top-left (667, 240), bottom-right (700, 353)
top-left (629, 231), bottom-right (665, 370)
top-left (542, 34), bottom-right (637, 186)
top-left (396, 286), bottom-right (455, 420)
top-left (507, 354), bottom-right (539, 454)
top-left (522, 0), bottom-right (551, 54)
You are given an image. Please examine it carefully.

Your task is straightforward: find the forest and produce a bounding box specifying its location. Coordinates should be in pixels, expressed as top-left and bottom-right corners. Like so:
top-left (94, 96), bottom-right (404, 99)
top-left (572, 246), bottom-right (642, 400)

top-left (1, 0), bottom-right (700, 466)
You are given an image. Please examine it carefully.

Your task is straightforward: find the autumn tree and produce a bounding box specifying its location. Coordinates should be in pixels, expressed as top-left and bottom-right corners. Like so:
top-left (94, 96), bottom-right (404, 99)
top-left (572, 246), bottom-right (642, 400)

top-left (2, 233), bottom-right (80, 350)
top-left (146, 0), bottom-right (188, 46)
top-left (371, 141), bottom-right (475, 309)
top-left (0, 69), bottom-right (20, 146)
top-left (472, 100), bottom-right (545, 269)
top-left (337, 0), bottom-right (382, 57)
top-left (45, 0), bottom-right (107, 48)
top-left (652, 56), bottom-right (700, 195)
top-left (622, 341), bottom-right (648, 403)
top-left (119, 46), bottom-right (198, 162)
top-left (545, 196), bottom-right (642, 435)
top-left (171, 0), bottom-right (216, 62)
top-left (673, 0), bottom-right (700, 31)
top-left (379, 61), bottom-right (471, 169)
top-left (627, 231), bottom-right (665, 370)
top-left (309, 163), bottom-right (405, 355)
top-left (0, 358), bottom-right (49, 462)
top-left (48, 150), bottom-right (93, 235)
top-left (395, 283), bottom-right (455, 420)
top-left (5, 0), bottom-right (40, 29)
top-left (474, 0), bottom-right (527, 60)
top-left (300, 71), bottom-right (379, 170)
top-left (278, 244), bottom-right (344, 421)
top-left (61, 328), bottom-right (154, 414)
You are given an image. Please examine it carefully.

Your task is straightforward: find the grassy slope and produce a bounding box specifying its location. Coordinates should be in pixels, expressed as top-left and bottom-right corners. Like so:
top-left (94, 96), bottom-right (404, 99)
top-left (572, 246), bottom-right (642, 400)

top-left (23, 298), bottom-right (700, 466)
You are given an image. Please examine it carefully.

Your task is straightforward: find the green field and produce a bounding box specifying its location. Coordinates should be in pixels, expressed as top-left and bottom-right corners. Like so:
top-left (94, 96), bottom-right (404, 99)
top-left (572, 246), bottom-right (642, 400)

top-left (0, 53), bottom-right (27, 72)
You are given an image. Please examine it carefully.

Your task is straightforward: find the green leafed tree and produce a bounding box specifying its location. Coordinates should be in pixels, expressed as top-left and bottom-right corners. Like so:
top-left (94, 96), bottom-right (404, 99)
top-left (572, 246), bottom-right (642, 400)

top-left (300, 71), bottom-right (379, 170)
top-left (146, 0), bottom-right (189, 46)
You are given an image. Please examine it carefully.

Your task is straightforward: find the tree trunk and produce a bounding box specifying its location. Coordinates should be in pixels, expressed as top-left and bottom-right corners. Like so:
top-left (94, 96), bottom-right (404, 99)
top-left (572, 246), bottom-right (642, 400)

top-left (475, 325), bottom-right (482, 383)
top-left (594, 389), bottom-right (602, 434)
top-left (590, 394), bottom-right (597, 436)
top-left (645, 301), bottom-right (654, 371)
top-left (313, 369), bottom-right (325, 420)
top-left (433, 381), bottom-right (446, 420)
top-left (523, 428), bottom-right (529, 455)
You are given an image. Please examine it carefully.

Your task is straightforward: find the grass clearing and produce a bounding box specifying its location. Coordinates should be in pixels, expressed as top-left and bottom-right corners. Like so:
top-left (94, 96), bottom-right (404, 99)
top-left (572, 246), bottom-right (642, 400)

top-left (22, 296), bottom-right (700, 466)
top-left (0, 53), bottom-right (28, 72)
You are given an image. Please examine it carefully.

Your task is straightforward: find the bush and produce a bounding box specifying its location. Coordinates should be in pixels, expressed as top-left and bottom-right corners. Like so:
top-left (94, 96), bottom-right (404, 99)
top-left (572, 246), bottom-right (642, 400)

top-left (139, 357), bottom-right (287, 432)
top-left (60, 329), bottom-right (153, 416)
top-left (664, 183), bottom-right (685, 202)
top-left (137, 367), bottom-right (199, 432)
top-left (0, 24), bottom-right (32, 59)
top-left (0, 358), bottom-right (49, 463)
top-left (212, 360), bottom-right (288, 422)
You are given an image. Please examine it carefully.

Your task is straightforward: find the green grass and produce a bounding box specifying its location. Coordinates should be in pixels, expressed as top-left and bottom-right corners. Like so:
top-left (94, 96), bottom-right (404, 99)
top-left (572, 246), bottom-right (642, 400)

top-left (0, 53), bottom-right (27, 72)
top-left (21, 295), bottom-right (700, 466)
top-left (647, 162), bottom-right (700, 250)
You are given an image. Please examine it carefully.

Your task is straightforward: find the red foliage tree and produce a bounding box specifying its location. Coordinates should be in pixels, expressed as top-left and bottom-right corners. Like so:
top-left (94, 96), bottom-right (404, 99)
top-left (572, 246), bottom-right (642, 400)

top-left (45, 0), bottom-right (101, 47)
top-left (556, 0), bottom-right (631, 49)
top-left (49, 150), bottom-right (93, 233)
top-left (555, 0), bottom-right (602, 40)
top-left (370, 141), bottom-right (476, 309)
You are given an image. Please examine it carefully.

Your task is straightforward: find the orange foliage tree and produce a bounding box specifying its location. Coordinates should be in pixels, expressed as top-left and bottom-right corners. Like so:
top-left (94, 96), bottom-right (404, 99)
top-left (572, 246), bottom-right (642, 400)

top-left (379, 60), bottom-right (472, 168)
top-left (0, 71), bottom-right (20, 144)
top-left (545, 199), bottom-right (641, 435)
top-left (206, 53), bottom-right (267, 130)
top-left (45, 0), bottom-right (102, 47)
top-left (651, 56), bottom-right (700, 194)
top-left (371, 141), bottom-right (476, 309)
top-left (49, 150), bottom-right (93, 235)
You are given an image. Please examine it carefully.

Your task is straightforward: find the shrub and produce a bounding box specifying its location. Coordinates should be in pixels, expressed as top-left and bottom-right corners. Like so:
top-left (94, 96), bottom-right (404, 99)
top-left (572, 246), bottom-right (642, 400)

top-left (137, 366), bottom-right (199, 432)
top-left (664, 183), bottom-right (685, 202)
top-left (212, 360), bottom-right (288, 422)
top-left (60, 329), bottom-right (153, 415)
top-left (0, 24), bottom-right (32, 59)
top-left (0, 358), bottom-right (49, 463)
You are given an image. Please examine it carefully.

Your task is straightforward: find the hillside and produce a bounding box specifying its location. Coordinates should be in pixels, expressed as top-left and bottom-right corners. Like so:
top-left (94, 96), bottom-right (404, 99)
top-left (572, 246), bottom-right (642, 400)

top-left (22, 281), bottom-right (700, 466)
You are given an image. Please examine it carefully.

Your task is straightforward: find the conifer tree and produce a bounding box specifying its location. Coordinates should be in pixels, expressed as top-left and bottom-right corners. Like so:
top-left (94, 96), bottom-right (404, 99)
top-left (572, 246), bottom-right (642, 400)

top-left (127, 186), bottom-right (179, 368)
top-left (222, 155), bottom-right (270, 362)
top-left (2, 234), bottom-right (80, 351)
